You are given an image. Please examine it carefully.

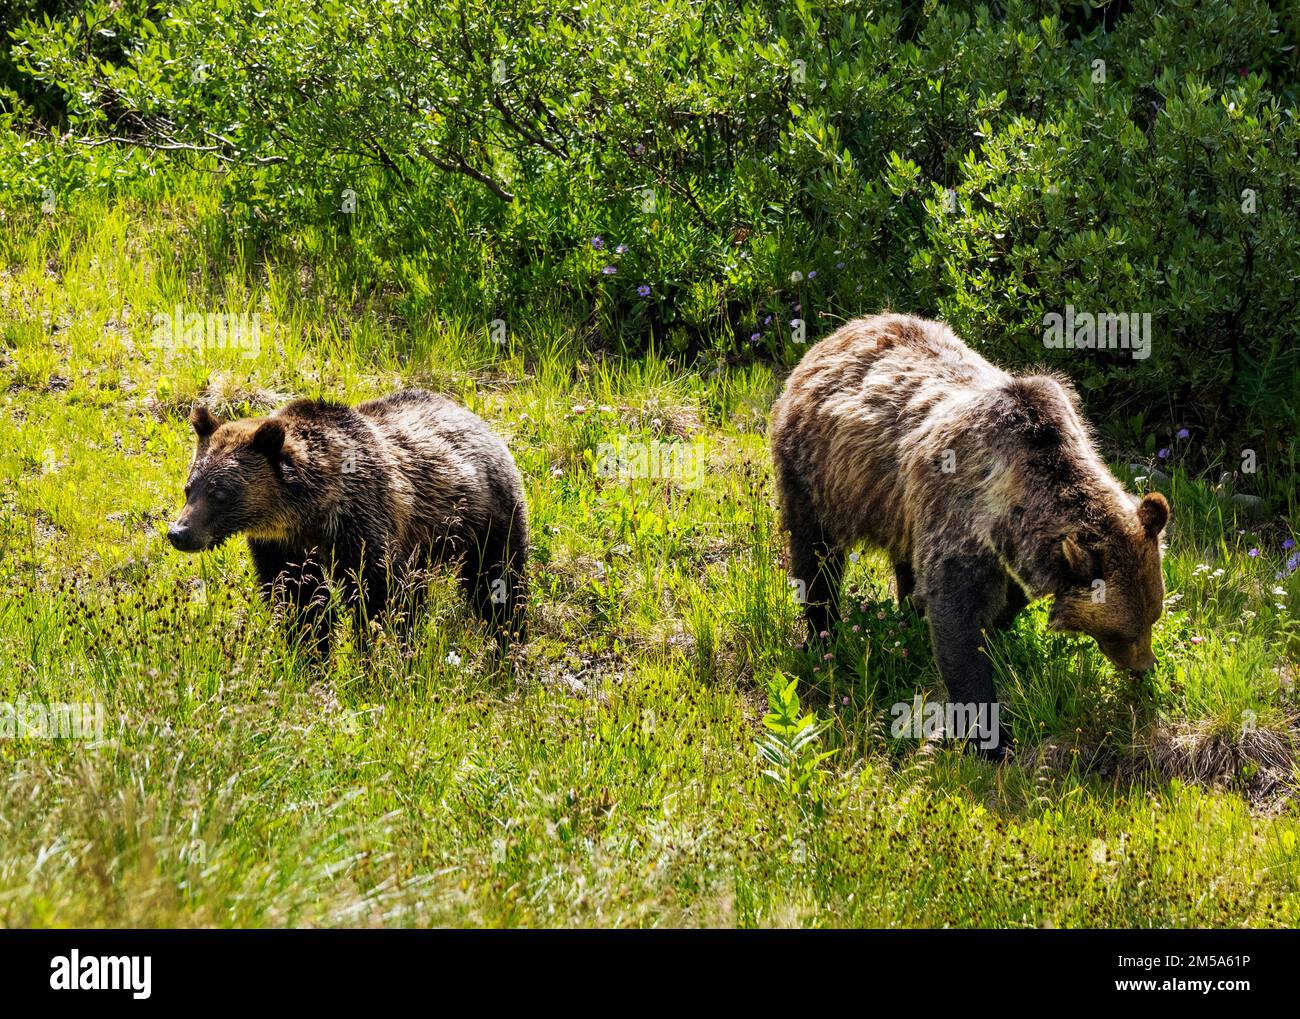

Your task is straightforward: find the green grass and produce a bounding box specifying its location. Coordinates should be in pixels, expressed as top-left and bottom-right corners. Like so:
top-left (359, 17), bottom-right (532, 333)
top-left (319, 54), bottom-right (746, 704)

top-left (1, 187), bottom-right (1299, 927)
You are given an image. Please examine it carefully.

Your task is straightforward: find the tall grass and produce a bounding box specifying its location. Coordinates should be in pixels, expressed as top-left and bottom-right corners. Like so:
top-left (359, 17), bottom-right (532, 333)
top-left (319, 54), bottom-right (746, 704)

top-left (0, 182), bottom-right (1297, 927)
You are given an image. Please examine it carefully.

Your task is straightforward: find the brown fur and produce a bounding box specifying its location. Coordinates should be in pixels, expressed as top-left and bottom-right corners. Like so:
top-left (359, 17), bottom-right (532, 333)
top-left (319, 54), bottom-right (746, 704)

top-left (771, 313), bottom-right (1169, 752)
top-left (171, 391), bottom-right (528, 656)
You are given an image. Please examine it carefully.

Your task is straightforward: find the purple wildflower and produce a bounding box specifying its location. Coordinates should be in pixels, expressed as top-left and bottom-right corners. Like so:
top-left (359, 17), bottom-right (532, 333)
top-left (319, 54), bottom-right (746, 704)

top-left (637, 284), bottom-right (651, 297)
top-left (808, 270), bottom-right (817, 279)
top-left (1157, 448), bottom-right (1170, 460)
top-left (1248, 547), bottom-right (1260, 558)
top-left (1283, 539), bottom-right (1295, 551)
top-left (615, 244), bottom-right (627, 254)
top-left (1176, 427), bottom-right (1190, 439)
top-left (750, 332), bottom-right (761, 342)
top-left (591, 236), bottom-right (604, 250)
top-left (601, 265), bottom-right (616, 275)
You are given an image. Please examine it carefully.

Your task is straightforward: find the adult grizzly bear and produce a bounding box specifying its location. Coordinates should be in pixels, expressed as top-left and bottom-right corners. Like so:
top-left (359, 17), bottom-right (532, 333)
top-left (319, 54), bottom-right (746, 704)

top-left (168, 390), bottom-right (528, 655)
top-left (770, 313), bottom-right (1169, 751)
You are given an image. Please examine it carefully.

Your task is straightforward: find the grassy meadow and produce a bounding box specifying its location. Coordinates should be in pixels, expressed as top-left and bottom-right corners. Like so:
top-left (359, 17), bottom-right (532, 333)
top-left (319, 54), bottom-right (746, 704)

top-left (1, 184), bottom-right (1299, 928)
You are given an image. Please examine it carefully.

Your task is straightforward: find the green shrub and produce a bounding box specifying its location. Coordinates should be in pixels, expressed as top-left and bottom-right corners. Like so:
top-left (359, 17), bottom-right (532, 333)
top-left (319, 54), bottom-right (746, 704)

top-left (4, 0), bottom-right (1298, 452)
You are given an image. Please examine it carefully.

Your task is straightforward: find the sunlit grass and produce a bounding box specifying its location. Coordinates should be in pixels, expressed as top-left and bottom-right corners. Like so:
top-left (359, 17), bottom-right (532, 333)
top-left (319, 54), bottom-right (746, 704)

top-left (0, 188), bottom-right (1298, 927)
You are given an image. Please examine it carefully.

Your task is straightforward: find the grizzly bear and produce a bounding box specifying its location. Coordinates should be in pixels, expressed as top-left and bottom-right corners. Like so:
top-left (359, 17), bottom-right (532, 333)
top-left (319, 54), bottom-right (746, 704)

top-left (770, 313), bottom-right (1169, 753)
top-left (168, 390), bottom-right (528, 655)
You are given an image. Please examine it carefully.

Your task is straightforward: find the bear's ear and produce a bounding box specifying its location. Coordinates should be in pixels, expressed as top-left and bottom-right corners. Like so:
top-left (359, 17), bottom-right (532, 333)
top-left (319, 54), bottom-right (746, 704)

top-left (1060, 534), bottom-right (1096, 580)
top-left (251, 418), bottom-right (286, 459)
top-left (190, 405), bottom-right (219, 440)
top-left (1137, 492), bottom-right (1169, 539)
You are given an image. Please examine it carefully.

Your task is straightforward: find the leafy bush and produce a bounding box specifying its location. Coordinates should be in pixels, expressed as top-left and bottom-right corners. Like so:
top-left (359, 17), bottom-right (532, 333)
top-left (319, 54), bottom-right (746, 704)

top-left (4, 0), bottom-right (1298, 452)
top-left (756, 672), bottom-right (835, 805)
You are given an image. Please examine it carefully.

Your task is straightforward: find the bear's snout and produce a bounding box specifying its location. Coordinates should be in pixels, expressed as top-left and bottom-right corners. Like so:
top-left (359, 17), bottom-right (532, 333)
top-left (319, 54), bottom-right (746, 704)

top-left (167, 521), bottom-right (206, 553)
top-left (1098, 638), bottom-right (1156, 675)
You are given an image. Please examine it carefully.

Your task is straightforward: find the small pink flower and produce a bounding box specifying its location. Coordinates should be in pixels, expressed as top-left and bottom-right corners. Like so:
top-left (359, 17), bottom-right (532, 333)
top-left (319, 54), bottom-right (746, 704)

top-left (823, 652), bottom-right (834, 661)
top-left (1190, 636), bottom-right (1204, 645)
top-left (819, 630), bottom-right (829, 639)
top-left (841, 696), bottom-right (849, 705)
top-left (900, 648), bottom-right (908, 658)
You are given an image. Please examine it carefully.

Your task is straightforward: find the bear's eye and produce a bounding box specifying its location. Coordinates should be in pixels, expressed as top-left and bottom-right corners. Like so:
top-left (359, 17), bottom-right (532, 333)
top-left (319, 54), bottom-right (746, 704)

top-left (209, 486), bottom-right (231, 503)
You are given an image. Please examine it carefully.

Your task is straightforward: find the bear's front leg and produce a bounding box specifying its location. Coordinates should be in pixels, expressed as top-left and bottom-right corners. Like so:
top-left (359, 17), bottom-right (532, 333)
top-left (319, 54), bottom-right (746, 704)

top-left (893, 561), bottom-right (923, 617)
top-left (919, 552), bottom-right (1009, 759)
top-left (992, 574), bottom-right (1030, 630)
top-left (251, 542), bottom-right (335, 662)
top-left (335, 560), bottom-right (392, 656)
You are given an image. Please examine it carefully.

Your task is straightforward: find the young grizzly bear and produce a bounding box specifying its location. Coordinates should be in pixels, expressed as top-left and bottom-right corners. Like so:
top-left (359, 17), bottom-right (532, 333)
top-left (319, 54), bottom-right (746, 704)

top-left (770, 313), bottom-right (1169, 753)
top-left (168, 390), bottom-right (528, 655)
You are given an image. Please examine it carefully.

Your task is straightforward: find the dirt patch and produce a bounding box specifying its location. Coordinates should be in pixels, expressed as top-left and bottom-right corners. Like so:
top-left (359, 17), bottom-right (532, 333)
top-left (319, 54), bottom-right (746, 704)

top-left (630, 397), bottom-right (704, 441)
top-left (534, 650), bottom-right (626, 700)
top-left (146, 371), bottom-right (292, 422)
top-left (1016, 718), bottom-right (1300, 814)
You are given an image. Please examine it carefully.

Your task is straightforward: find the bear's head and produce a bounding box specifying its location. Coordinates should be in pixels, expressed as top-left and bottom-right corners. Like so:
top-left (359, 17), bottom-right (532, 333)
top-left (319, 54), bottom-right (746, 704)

top-left (167, 406), bottom-right (299, 552)
top-left (1046, 491), bottom-right (1170, 673)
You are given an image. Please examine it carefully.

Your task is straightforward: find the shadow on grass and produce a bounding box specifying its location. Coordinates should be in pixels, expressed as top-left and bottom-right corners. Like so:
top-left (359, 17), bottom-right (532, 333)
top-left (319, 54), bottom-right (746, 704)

top-left (783, 585), bottom-right (1300, 813)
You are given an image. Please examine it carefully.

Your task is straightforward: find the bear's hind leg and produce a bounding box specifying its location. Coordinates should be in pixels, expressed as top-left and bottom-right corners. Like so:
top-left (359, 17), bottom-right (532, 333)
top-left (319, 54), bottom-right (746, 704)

top-left (461, 513), bottom-right (528, 650)
top-left (495, 534), bottom-right (529, 647)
